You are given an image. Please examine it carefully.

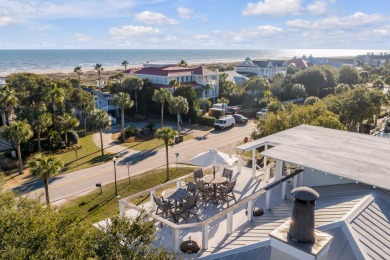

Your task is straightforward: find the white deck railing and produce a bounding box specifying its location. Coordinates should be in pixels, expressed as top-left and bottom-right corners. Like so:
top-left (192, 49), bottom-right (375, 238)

top-left (118, 168), bottom-right (302, 253)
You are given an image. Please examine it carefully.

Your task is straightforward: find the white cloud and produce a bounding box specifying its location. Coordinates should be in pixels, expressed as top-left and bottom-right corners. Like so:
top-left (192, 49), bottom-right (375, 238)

top-left (73, 33), bottom-right (93, 42)
top-left (307, 1), bottom-right (328, 14)
top-left (0, 16), bottom-right (17, 26)
top-left (134, 11), bottom-right (178, 25)
top-left (287, 12), bottom-right (387, 29)
top-left (109, 25), bottom-right (160, 39)
top-left (242, 0), bottom-right (303, 16)
top-left (193, 34), bottom-right (209, 40)
top-left (177, 7), bottom-right (194, 19)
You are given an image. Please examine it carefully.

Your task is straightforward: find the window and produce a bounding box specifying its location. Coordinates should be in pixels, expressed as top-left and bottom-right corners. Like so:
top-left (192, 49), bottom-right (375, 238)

top-left (182, 77), bottom-right (184, 82)
top-left (156, 77), bottom-right (159, 82)
top-left (197, 76), bottom-right (202, 82)
top-left (186, 76), bottom-right (189, 81)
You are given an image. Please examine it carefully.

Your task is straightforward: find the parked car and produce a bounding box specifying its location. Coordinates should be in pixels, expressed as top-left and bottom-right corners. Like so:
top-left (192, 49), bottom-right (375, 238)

top-left (233, 114), bottom-right (248, 124)
top-left (213, 116), bottom-right (235, 130)
top-left (256, 108), bottom-right (268, 117)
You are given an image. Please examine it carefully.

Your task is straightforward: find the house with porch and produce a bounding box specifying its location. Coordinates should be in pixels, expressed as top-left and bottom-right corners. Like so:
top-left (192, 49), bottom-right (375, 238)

top-left (234, 57), bottom-right (287, 77)
top-left (82, 88), bottom-right (118, 123)
top-left (358, 53), bottom-right (390, 67)
top-left (134, 65), bottom-right (219, 100)
top-left (106, 124), bottom-right (390, 259)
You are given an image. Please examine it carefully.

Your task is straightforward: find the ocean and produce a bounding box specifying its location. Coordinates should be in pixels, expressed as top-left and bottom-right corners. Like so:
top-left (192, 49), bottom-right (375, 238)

top-left (0, 49), bottom-right (388, 74)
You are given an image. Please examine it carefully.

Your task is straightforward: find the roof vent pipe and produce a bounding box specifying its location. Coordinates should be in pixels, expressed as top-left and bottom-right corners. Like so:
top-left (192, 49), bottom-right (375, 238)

top-left (288, 187), bottom-right (320, 243)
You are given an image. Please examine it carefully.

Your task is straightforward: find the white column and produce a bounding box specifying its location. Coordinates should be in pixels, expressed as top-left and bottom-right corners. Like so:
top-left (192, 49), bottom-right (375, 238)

top-left (275, 160), bottom-right (283, 181)
top-left (293, 175), bottom-right (298, 189)
top-left (119, 201), bottom-right (125, 217)
top-left (220, 165), bottom-right (223, 174)
top-left (176, 180), bottom-right (182, 189)
top-left (252, 148), bottom-right (256, 178)
top-left (264, 167), bottom-right (270, 183)
top-left (150, 190), bottom-right (156, 210)
top-left (202, 224), bottom-right (209, 250)
top-left (281, 182), bottom-right (287, 200)
top-left (266, 190), bottom-right (271, 210)
top-left (173, 228), bottom-right (179, 252)
top-left (227, 212), bottom-right (233, 234)
top-left (247, 200), bottom-right (254, 222)
top-left (264, 144), bottom-right (268, 169)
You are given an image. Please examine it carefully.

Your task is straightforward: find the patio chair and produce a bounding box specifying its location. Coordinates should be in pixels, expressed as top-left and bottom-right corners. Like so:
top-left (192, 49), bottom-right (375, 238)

top-left (196, 180), bottom-right (213, 208)
top-left (153, 194), bottom-right (176, 221)
top-left (222, 168), bottom-right (233, 182)
top-left (186, 181), bottom-right (198, 197)
top-left (217, 179), bottom-right (237, 207)
top-left (177, 195), bottom-right (200, 223)
top-left (193, 169), bottom-right (204, 181)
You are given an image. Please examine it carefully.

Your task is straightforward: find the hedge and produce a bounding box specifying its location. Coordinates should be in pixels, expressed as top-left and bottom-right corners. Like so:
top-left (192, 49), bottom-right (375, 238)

top-left (197, 116), bottom-right (216, 126)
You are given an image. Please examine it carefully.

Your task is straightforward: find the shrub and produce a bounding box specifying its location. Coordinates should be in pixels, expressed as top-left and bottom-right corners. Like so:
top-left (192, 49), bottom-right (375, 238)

top-left (66, 130), bottom-right (80, 146)
top-left (145, 122), bottom-right (155, 131)
top-left (379, 110), bottom-right (389, 119)
top-left (197, 116), bottom-right (216, 126)
top-left (133, 114), bottom-right (146, 121)
top-left (1, 158), bottom-right (19, 171)
top-left (124, 127), bottom-right (135, 139)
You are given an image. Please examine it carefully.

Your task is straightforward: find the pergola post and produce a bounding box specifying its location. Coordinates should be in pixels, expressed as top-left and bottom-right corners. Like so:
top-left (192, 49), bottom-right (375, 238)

top-left (264, 144), bottom-right (268, 168)
top-left (150, 190), bottom-right (156, 210)
top-left (252, 148), bottom-right (256, 178)
top-left (202, 224), bottom-right (209, 250)
top-left (237, 156), bottom-right (242, 173)
top-left (176, 180), bottom-right (182, 189)
top-left (275, 159), bottom-right (283, 181)
top-left (293, 175), bottom-right (298, 189)
top-left (281, 182), bottom-right (287, 200)
top-left (247, 200), bottom-right (254, 221)
top-left (119, 201), bottom-right (125, 217)
top-left (173, 228), bottom-right (179, 252)
top-left (266, 190), bottom-right (271, 210)
top-left (227, 211), bottom-right (233, 234)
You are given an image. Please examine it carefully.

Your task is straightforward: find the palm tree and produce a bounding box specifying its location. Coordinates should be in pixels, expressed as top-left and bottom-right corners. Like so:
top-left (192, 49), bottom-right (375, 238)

top-left (155, 127), bottom-right (178, 180)
top-left (168, 96), bottom-right (189, 131)
top-left (44, 83), bottom-right (65, 129)
top-left (198, 97), bottom-right (211, 114)
top-left (90, 109), bottom-right (111, 155)
top-left (74, 66), bottom-right (83, 86)
top-left (169, 79), bottom-right (180, 92)
top-left (122, 76), bottom-right (143, 113)
top-left (94, 64), bottom-right (104, 90)
top-left (25, 109), bottom-right (52, 153)
top-left (0, 120), bottom-right (33, 174)
top-left (152, 89), bottom-right (172, 127)
top-left (28, 153), bottom-right (63, 206)
top-left (179, 60), bottom-right (188, 67)
top-left (113, 92), bottom-right (134, 142)
top-left (56, 113), bottom-right (79, 146)
top-left (70, 88), bottom-right (95, 136)
top-left (121, 60), bottom-right (129, 70)
top-left (0, 85), bottom-right (18, 126)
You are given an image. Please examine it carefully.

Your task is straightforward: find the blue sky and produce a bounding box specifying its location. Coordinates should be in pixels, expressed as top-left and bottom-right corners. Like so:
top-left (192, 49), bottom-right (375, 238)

top-left (1, 0), bottom-right (389, 49)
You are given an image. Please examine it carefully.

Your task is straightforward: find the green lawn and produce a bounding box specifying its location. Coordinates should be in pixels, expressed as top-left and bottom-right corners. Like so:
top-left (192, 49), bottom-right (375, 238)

top-left (54, 134), bottom-right (114, 173)
top-left (61, 167), bottom-right (197, 230)
top-left (112, 133), bottom-right (194, 151)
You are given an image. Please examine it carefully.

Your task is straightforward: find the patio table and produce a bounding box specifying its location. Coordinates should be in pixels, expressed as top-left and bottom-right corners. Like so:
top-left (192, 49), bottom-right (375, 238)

top-left (202, 175), bottom-right (227, 203)
top-left (162, 188), bottom-right (189, 207)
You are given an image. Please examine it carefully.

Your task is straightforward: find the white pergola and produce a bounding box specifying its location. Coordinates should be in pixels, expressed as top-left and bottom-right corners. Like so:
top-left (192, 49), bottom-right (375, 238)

top-left (236, 124), bottom-right (390, 191)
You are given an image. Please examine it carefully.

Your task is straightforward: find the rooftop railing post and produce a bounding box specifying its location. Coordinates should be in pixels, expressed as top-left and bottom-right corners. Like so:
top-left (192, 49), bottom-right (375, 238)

top-left (150, 190), bottom-right (156, 210)
top-left (281, 181), bottom-right (287, 200)
top-left (264, 167), bottom-right (270, 183)
top-left (266, 190), bottom-right (271, 210)
top-left (247, 200), bottom-right (253, 222)
top-left (264, 144), bottom-right (268, 168)
top-left (227, 211), bottom-right (233, 234)
top-left (202, 224), bottom-right (209, 250)
top-left (119, 201), bottom-right (125, 217)
top-left (173, 228), bottom-right (179, 252)
top-left (252, 148), bottom-right (256, 178)
top-left (176, 180), bottom-right (182, 189)
top-left (237, 156), bottom-right (242, 173)
top-left (275, 159), bottom-right (283, 181)
top-left (293, 175), bottom-right (298, 189)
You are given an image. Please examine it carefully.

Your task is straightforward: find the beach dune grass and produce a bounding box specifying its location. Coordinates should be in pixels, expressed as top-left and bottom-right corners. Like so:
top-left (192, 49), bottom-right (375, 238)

top-left (55, 134), bottom-right (114, 173)
top-left (61, 167), bottom-right (197, 229)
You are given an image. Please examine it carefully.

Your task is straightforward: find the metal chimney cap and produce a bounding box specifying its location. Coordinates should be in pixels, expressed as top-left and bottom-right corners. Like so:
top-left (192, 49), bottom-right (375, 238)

top-left (291, 187), bottom-right (319, 202)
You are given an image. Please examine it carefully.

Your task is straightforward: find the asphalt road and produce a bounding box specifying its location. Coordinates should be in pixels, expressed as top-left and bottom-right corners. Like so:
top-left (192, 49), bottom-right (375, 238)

top-left (15, 122), bottom-right (256, 202)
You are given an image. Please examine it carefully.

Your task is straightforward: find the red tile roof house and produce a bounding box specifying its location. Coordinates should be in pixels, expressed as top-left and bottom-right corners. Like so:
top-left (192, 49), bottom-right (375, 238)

top-left (134, 65), bottom-right (220, 101)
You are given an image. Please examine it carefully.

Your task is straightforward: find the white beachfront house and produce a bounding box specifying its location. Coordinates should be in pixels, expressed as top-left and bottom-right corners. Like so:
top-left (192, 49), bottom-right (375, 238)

top-left (359, 53), bottom-right (390, 67)
top-left (109, 124), bottom-right (390, 259)
top-left (134, 65), bottom-right (219, 101)
top-left (234, 57), bottom-right (287, 78)
top-left (83, 88), bottom-right (118, 123)
top-left (219, 71), bottom-right (249, 86)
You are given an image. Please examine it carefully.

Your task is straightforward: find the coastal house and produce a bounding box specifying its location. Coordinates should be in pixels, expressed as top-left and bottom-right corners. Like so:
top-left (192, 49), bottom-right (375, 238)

top-left (286, 58), bottom-right (313, 70)
top-left (83, 88), bottom-right (118, 123)
top-left (358, 53), bottom-right (390, 67)
top-left (96, 77), bottom-right (108, 89)
top-left (112, 124), bottom-right (390, 259)
top-left (219, 71), bottom-right (248, 86)
top-left (305, 55), bottom-right (358, 69)
top-left (134, 65), bottom-right (219, 100)
top-left (234, 57), bottom-right (287, 78)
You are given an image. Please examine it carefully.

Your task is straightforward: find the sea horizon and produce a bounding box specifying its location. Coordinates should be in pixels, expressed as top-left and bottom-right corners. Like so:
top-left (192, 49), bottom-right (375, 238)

top-left (1, 48), bottom-right (389, 76)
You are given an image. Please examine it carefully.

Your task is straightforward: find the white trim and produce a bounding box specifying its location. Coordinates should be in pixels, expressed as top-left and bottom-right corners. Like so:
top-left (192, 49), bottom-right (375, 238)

top-left (199, 240), bottom-right (270, 259)
top-left (341, 223), bottom-right (368, 260)
top-left (341, 195), bottom-right (374, 223)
